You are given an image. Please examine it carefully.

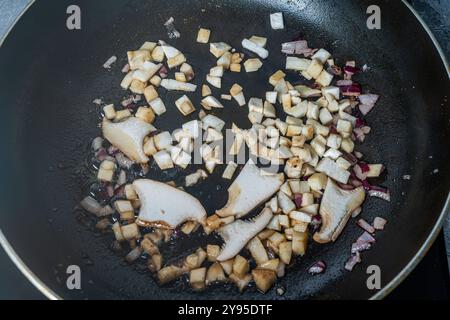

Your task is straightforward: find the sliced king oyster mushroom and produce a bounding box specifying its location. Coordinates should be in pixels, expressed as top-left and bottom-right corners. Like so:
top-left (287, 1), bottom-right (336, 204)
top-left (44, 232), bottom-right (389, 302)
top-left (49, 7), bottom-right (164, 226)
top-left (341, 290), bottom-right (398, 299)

top-left (216, 159), bottom-right (284, 218)
top-left (102, 117), bottom-right (153, 163)
top-left (313, 179), bottom-right (366, 243)
top-left (133, 179), bottom-right (207, 229)
top-left (216, 207), bottom-right (273, 261)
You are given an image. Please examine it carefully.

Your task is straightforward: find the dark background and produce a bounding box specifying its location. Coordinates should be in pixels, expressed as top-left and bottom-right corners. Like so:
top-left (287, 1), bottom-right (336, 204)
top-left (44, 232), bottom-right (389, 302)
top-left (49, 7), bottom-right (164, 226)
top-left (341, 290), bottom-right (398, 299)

top-left (0, 0), bottom-right (449, 300)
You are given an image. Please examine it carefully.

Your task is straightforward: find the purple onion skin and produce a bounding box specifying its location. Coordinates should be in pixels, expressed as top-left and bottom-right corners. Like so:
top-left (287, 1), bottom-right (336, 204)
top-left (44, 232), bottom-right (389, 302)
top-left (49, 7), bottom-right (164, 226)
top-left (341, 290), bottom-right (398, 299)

top-left (294, 193), bottom-right (303, 209)
top-left (358, 163), bottom-right (370, 173)
top-left (308, 261), bottom-right (327, 275)
top-left (344, 65), bottom-right (359, 75)
top-left (311, 215), bottom-right (322, 232)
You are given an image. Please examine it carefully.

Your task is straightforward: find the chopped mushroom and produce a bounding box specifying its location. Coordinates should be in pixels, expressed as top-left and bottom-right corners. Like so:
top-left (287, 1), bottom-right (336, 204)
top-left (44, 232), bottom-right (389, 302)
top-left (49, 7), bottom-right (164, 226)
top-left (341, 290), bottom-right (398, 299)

top-left (197, 28), bottom-right (211, 43)
top-left (270, 12), bottom-right (284, 30)
top-left (233, 255), bottom-right (250, 277)
top-left (190, 268), bottom-right (207, 291)
top-left (246, 237), bottom-right (269, 265)
top-left (210, 42), bottom-right (231, 58)
top-left (244, 58), bottom-right (263, 72)
top-left (242, 38), bottom-right (269, 59)
top-left (201, 96), bottom-right (224, 110)
top-left (202, 84), bottom-right (212, 97)
top-left (160, 79), bottom-right (197, 92)
top-left (229, 273), bottom-right (252, 293)
top-left (252, 268), bottom-right (277, 293)
top-left (222, 161), bottom-right (238, 180)
top-left (157, 265), bottom-right (184, 285)
top-left (206, 263), bottom-right (227, 284)
top-left (175, 95), bottom-right (196, 116)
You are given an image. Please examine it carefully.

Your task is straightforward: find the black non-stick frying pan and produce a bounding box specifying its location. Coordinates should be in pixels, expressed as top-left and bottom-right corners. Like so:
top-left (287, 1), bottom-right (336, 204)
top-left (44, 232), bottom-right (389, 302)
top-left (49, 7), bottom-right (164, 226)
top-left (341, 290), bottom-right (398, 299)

top-left (0, 0), bottom-right (449, 300)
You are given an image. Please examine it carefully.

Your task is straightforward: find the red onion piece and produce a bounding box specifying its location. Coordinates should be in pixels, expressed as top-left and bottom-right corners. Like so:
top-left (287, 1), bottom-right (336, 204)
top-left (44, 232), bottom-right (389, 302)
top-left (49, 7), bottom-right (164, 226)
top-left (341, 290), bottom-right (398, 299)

top-left (359, 163), bottom-right (370, 173)
top-left (362, 180), bottom-right (371, 191)
top-left (159, 65), bottom-right (168, 78)
top-left (308, 261), bottom-right (327, 275)
top-left (327, 65), bottom-right (342, 76)
top-left (351, 232), bottom-right (375, 254)
top-left (338, 183), bottom-right (356, 190)
top-left (80, 196), bottom-right (102, 215)
top-left (328, 124), bottom-right (338, 134)
top-left (359, 94), bottom-right (379, 106)
top-left (280, 39), bottom-right (315, 56)
top-left (121, 96), bottom-right (134, 107)
top-left (311, 215), bottom-right (322, 232)
top-left (345, 252), bottom-right (361, 271)
top-left (103, 56), bottom-right (117, 69)
top-left (359, 104), bottom-right (375, 116)
top-left (368, 189), bottom-right (391, 202)
top-left (357, 219), bottom-right (375, 234)
top-left (106, 184), bottom-right (115, 198)
top-left (361, 126), bottom-right (371, 135)
top-left (297, 48), bottom-right (317, 57)
top-left (351, 241), bottom-right (371, 254)
top-left (357, 94), bottom-right (379, 116)
top-left (294, 193), bottom-right (303, 208)
top-left (281, 42), bottom-right (296, 54)
top-left (95, 148), bottom-right (108, 162)
top-left (354, 164), bottom-right (369, 181)
top-left (354, 151), bottom-right (364, 159)
top-left (342, 152), bottom-right (358, 165)
top-left (373, 217), bottom-right (387, 230)
top-left (121, 64), bottom-right (130, 73)
top-left (358, 231), bottom-right (376, 244)
top-left (341, 83), bottom-right (362, 96)
top-left (114, 185), bottom-right (125, 197)
top-left (355, 118), bottom-right (366, 129)
top-left (344, 65), bottom-right (359, 75)
top-left (107, 146), bottom-right (119, 155)
top-left (115, 153), bottom-right (134, 169)
top-left (132, 95), bottom-right (142, 103)
top-left (337, 79), bottom-right (353, 87)
top-left (353, 128), bottom-right (366, 142)
top-left (349, 178), bottom-right (363, 188)
top-left (117, 170), bottom-right (127, 186)
top-left (91, 137), bottom-right (104, 151)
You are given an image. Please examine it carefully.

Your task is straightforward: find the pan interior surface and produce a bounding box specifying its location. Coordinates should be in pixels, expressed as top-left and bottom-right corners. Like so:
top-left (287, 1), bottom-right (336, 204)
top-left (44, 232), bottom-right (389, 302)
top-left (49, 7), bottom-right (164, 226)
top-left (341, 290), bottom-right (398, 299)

top-left (0, 0), bottom-right (449, 300)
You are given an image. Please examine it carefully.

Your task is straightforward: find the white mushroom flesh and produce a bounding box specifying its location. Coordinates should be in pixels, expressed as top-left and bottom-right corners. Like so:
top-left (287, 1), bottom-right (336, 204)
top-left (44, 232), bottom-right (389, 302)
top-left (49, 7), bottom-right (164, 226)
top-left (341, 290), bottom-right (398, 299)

top-left (134, 179), bottom-right (207, 229)
top-left (217, 208), bottom-right (273, 261)
top-left (314, 179), bottom-right (366, 243)
top-left (102, 117), bottom-right (153, 163)
top-left (216, 159), bottom-right (284, 218)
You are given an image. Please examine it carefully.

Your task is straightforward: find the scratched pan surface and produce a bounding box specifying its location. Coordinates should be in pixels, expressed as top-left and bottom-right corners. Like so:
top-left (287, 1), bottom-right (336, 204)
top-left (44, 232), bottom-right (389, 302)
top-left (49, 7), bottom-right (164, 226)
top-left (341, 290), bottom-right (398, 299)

top-left (0, 0), bottom-right (449, 299)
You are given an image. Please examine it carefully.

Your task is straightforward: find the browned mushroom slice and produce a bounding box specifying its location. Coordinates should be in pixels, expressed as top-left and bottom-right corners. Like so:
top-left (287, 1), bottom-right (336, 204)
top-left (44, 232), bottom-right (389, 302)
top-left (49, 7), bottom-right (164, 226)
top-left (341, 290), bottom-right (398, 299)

top-left (216, 159), bottom-right (284, 218)
top-left (102, 117), bottom-right (154, 164)
top-left (313, 179), bottom-right (365, 243)
top-left (216, 208), bottom-right (273, 261)
top-left (133, 179), bottom-right (207, 229)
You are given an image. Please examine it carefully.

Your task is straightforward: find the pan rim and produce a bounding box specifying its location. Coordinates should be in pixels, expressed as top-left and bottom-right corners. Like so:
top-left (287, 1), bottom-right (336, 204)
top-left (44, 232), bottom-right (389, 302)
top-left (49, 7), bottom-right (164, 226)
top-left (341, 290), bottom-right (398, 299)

top-left (0, 0), bottom-right (448, 301)
top-left (371, 0), bottom-right (450, 300)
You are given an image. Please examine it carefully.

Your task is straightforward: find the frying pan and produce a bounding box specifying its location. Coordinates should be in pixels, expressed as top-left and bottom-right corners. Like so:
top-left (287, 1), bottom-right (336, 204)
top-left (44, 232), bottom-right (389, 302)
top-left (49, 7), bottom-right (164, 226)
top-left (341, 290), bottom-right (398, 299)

top-left (0, 0), bottom-right (449, 300)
